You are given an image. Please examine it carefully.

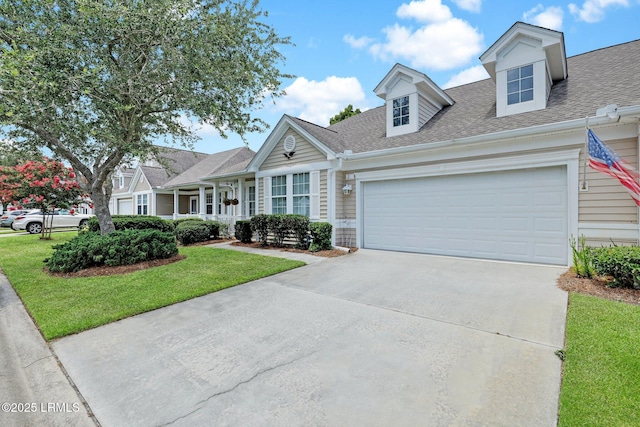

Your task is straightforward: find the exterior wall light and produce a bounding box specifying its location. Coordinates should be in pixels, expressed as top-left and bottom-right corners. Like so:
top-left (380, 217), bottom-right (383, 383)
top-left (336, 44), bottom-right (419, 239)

top-left (342, 184), bottom-right (352, 195)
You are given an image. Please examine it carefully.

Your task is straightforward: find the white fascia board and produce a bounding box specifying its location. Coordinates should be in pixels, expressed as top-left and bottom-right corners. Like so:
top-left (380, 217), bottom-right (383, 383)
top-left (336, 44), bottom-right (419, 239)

top-left (340, 106), bottom-right (640, 165)
top-left (355, 148), bottom-right (580, 182)
top-left (254, 160), bottom-right (335, 178)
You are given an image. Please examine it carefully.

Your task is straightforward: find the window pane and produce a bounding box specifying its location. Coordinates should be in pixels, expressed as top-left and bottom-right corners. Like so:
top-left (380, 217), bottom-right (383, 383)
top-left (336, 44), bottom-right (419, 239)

top-left (521, 77), bottom-right (533, 90)
top-left (272, 197), bottom-right (286, 214)
top-left (401, 96), bottom-right (409, 106)
top-left (393, 98), bottom-right (400, 108)
top-left (393, 108), bottom-right (400, 117)
top-left (521, 64), bottom-right (533, 77)
top-left (293, 196), bottom-right (310, 216)
top-left (507, 80), bottom-right (520, 94)
top-left (507, 68), bottom-right (519, 81)
top-left (401, 116), bottom-right (410, 125)
top-left (393, 118), bottom-right (401, 126)
top-left (293, 173), bottom-right (309, 195)
top-left (507, 93), bottom-right (520, 105)
top-left (521, 89), bottom-right (534, 102)
top-left (272, 175), bottom-right (286, 196)
top-left (401, 106), bottom-right (409, 116)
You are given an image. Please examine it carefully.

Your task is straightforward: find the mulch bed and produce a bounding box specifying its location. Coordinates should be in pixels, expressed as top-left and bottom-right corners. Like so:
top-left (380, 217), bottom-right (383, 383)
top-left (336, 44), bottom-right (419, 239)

top-left (230, 241), bottom-right (357, 258)
top-left (45, 239), bottom-right (356, 278)
top-left (46, 254), bottom-right (187, 278)
top-left (557, 269), bottom-right (640, 306)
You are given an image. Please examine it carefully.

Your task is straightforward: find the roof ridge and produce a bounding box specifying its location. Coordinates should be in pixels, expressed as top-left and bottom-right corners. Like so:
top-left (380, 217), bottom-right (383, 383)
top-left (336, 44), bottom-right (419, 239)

top-left (567, 38), bottom-right (640, 59)
top-left (287, 114), bottom-right (339, 134)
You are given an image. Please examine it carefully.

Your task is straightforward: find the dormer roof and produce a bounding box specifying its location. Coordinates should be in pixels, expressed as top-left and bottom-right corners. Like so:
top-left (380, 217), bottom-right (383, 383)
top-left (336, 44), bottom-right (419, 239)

top-left (374, 63), bottom-right (454, 108)
top-left (480, 21), bottom-right (567, 82)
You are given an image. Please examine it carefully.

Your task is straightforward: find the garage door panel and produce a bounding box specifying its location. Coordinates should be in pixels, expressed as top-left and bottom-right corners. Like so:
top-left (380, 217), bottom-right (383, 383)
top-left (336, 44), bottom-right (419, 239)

top-left (363, 167), bottom-right (568, 265)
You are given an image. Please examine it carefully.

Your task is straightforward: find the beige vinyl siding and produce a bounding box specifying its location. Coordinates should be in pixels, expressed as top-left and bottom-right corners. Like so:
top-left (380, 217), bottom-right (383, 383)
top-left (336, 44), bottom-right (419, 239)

top-left (258, 178), bottom-right (264, 214)
top-left (320, 170), bottom-right (328, 219)
top-left (260, 130), bottom-right (326, 170)
top-left (335, 171), bottom-right (356, 247)
top-left (133, 175), bottom-right (151, 192)
top-left (156, 194), bottom-right (174, 216)
top-left (578, 137), bottom-right (638, 223)
top-left (418, 95), bottom-right (440, 129)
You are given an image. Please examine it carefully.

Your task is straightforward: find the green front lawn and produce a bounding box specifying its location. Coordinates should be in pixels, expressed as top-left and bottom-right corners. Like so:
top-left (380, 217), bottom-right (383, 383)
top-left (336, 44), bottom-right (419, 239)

top-left (558, 293), bottom-right (640, 426)
top-left (0, 232), bottom-right (304, 340)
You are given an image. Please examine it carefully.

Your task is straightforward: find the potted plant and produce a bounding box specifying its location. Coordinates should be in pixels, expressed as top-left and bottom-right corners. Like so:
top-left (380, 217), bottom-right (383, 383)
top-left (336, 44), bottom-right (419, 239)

top-left (223, 198), bottom-right (231, 206)
top-left (231, 198), bottom-right (239, 205)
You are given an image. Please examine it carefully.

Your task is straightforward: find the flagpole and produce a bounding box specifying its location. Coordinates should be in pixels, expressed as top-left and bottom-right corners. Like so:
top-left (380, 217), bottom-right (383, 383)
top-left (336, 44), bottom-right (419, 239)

top-left (581, 117), bottom-right (589, 190)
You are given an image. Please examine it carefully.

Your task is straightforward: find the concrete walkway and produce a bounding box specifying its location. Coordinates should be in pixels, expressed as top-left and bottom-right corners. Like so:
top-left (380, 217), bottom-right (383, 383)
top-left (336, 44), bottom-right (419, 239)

top-left (0, 272), bottom-right (94, 426)
top-left (49, 249), bottom-right (567, 426)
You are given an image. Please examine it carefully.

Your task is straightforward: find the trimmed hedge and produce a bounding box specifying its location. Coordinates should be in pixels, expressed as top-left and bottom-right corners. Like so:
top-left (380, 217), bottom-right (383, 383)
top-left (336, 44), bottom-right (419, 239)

top-left (87, 215), bottom-right (174, 233)
top-left (235, 220), bottom-right (253, 243)
top-left (309, 222), bottom-right (332, 252)
top-left (250, 214), bottom-right (269, 245)
top-left (45, 229), bottom-right (178, 273)
top-left (592, 246), bottom-right (640, 289)
top-left (174, 220), bottom-right (221, 245)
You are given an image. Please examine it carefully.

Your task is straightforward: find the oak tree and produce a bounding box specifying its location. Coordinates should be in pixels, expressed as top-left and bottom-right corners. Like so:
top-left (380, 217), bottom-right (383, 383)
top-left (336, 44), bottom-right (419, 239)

top-left (0, 0), bottom-right (292, 233)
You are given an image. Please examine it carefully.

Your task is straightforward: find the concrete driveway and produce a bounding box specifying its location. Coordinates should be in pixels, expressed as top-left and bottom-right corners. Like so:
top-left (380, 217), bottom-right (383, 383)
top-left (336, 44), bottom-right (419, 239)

top-left (52, 249), bottom-right (567, 426)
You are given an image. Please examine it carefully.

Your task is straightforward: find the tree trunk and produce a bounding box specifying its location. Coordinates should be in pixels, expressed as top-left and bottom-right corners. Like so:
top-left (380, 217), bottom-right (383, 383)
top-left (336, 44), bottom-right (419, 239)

top-left (90, 187), bottom-right (115, 234)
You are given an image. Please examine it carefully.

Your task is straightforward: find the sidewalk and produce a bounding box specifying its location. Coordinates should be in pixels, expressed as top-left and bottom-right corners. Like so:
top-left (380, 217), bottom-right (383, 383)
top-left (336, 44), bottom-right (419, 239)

top-left (0, 271), bottom-right (94, 427)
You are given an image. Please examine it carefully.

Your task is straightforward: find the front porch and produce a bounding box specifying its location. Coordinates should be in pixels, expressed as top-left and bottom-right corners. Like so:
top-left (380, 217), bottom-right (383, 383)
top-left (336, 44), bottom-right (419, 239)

top-left (156, 176), bottom-right (256, 234)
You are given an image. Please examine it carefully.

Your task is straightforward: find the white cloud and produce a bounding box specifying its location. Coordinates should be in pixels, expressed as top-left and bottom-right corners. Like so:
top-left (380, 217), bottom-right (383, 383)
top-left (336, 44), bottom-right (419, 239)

top-left (396, 0), bottom-right (452, 23)
top-left (273, 76), bottom-right (367, 126)
top-left (343, 34), bottom-right (374, 49)
top-left (442, 65), bottom-right (489, 88)
top-left (523, 4), bottom-right (564, 30)
top-left (355, 0), bottom-right (483, 71)
top-left (369, 18), bottom-right (483, 70)
top-left (568, 0), bottom-right (629, 23)
top-left (451, 0), bottom-right (482, 13)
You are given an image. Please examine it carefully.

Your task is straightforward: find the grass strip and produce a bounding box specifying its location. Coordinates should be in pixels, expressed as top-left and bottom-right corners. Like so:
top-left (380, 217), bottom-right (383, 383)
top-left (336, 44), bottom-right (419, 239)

top-left (0, 232), bottom-right (304, 340)
top-left (558, 292), bottom-right (640, 426)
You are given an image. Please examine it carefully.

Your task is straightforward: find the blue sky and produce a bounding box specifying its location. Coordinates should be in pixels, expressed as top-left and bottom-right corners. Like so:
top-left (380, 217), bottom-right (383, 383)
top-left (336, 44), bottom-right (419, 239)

top-left (187, 0), bottom-right (640, 154)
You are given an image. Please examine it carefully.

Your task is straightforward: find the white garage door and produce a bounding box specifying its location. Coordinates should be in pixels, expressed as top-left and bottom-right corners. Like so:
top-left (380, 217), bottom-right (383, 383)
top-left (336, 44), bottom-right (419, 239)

top-left (362, 167), bottom-right (568, 265)
top-left (118, 199), bottom-right (133, 215)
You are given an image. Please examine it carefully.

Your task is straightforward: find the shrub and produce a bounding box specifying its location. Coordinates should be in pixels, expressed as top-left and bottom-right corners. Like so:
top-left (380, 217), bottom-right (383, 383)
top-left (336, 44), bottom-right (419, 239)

top-left (267, 214), bottom-right (290, 247)
top-left (45, 229), bottom-right (178, 273)
top-left (174, 221), bottom-right (212, 245)
top-left (570, 235), bottom-right (595, 278)
top-left (250, 214), bottom-right (269, 246)
top-left (87, 215), bottom-right (174, 233)
top-left (235, 220), bottom-right (253, 243)
top-left (288, 215), bottom-right (310, 249)
top-left (592, 245), bottom-right (640, 289)
top-left (173, 217), bottom-right (203, 227)
top-left (309, 222), bottom-right (332, 252)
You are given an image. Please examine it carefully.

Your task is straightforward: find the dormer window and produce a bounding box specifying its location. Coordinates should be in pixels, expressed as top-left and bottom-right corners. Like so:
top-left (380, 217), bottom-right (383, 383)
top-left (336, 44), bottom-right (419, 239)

top-left (392, 96), bottom-right (410, 127)
top-left (507, 64), bottom-right (534, 105)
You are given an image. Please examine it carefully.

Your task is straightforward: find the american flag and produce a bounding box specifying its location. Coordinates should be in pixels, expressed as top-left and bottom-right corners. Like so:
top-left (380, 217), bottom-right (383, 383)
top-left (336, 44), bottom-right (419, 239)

top-left (588, 129), bottom-right (640, 206)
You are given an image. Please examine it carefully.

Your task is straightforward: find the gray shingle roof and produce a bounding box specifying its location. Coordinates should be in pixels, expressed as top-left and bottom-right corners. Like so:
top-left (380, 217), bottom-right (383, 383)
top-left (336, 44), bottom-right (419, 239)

top-left (141, 147), bottom-right (209, 188)
top-left (162, 147), bottom-right (255, 187)
top-left (323, 39), bottom-right (640, 154)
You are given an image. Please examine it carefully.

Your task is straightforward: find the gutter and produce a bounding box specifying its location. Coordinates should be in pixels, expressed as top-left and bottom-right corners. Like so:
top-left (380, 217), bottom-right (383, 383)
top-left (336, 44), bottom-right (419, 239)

top-left (336, 104), bottom-right (640, 161)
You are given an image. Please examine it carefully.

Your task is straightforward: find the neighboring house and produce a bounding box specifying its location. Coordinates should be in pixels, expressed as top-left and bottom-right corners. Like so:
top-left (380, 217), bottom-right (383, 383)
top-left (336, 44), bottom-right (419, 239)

top-left (109, 146), bottom-right (255, 224)
top-left (110, 22), bottom-right (640, 266)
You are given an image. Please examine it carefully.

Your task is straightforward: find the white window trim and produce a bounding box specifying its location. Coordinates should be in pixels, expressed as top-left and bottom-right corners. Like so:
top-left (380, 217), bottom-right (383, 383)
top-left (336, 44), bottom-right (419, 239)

top-left (262, 171), bottom-right (320, 219)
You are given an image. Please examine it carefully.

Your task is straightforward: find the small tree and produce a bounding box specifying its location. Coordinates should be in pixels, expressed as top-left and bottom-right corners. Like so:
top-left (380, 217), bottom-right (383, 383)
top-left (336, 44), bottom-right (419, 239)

top-left (0, 158), bottom-right (89, 239)
top-left (329, 104), bottom-right (362, 125)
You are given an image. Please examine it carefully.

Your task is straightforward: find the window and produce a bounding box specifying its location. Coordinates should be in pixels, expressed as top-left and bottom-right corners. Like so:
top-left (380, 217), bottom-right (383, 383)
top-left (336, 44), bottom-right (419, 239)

top-left (136, 194), bottom-right (148, 215)
top-left (392, 96), bottom-right (410, 127)
top-left (206, 193), bottom-right (213, 215)
top-left (507, 64), bottom-right (533, 105)
top-left (271, 175), bottom-right (287, 214)
top-left (292, 173), bottom-right (310, 216)
top-left (247, 186), bottom-right (256, 217)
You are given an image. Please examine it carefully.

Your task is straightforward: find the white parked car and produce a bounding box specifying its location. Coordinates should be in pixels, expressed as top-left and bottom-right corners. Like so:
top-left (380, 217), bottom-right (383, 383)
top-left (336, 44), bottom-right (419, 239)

top-left (11, 209), bottom-right (93, 234)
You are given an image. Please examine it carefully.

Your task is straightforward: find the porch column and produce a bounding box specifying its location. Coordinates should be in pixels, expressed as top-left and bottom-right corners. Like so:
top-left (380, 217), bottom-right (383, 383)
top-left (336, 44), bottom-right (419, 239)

top-left (173, 189), bottom-right (179, 220)
top-left (237, 178), bottom-right (244, 219)
top-left (212, 183), bottom-right (218, 220)
top-left (199, 185), bottom-right (206, 219)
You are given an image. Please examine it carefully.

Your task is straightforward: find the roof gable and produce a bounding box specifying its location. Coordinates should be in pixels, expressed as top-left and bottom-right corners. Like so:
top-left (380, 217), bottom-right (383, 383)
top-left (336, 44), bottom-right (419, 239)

top-left (163, 147), bottom-right (255, 187)
top-left (247, 115), bottom-right (340, 171)
top-left (374, 63), bottom-right (454, 107)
